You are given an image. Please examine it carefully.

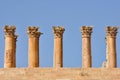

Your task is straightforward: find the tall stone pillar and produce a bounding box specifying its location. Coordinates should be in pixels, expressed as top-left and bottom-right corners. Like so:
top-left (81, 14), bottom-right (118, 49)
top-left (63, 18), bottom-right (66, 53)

top-left (4, 25), bottom-right (18, 68)
top-left (81, 26), bottom-right (92, 68)
top-left (53, 26), bottom-right (65, 68)
top-left (27, 26), bottom-right (42, 68)
top-left (106, 26), bottom-right (118, 68)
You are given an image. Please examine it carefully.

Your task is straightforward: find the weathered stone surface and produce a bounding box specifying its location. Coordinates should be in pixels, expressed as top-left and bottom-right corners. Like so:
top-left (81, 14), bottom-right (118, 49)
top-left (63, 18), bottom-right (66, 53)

top-left (81, 26), bottom-right (92, 68)
top-left (53, 26), bottom-right (65, 68)
top-left (4, 25), bottom-right (18, 68)
top-left (27, 26), bottom-right (42, 67)
top-left (2, 26), bottom-right (120, 79)
top-left (105, 26), bottom-right (118, 68)
top-left (0, 68), bottom-right (120, 80)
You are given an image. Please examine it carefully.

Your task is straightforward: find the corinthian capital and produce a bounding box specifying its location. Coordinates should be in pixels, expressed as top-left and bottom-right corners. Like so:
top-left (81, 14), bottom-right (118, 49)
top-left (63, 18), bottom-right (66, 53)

top-left (27, 26), bottom-right (42, 38)
top-left (4, 25), bottom-right (16, 37)
top-left (53, 26), bottom-right (65, 38)
top-left (81, 26), bottom-right (93, 38)
top-left (106, 26), bottom-right (118, 38)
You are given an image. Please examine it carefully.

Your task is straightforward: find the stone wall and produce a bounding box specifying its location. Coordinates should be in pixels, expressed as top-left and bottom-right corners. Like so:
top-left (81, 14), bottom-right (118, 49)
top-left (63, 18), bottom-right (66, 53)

top-left (2, 26), bottom-right (120, 80)
top-left (0, 68), bottom-right (120, 80)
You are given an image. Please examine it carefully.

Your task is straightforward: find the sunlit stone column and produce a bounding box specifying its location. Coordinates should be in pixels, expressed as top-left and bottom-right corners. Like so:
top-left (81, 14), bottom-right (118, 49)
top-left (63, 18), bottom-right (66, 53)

top-left (4, 25), bottom-right (18, 68)
top-left (106, 26), bottom-right (118, 68)
top-left (53, 26), bottom-right (65, 68)
top-left (27, 26), bottom-right (42, 67)
top-left (81, 26), bottom-right (93, 68)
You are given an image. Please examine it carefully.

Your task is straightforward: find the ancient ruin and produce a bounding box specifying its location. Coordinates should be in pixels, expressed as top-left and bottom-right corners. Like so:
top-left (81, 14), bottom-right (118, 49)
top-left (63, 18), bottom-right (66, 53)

top-left (0, 25), bottom-right (120, 80)
top-left (4, 26), bottom-right (18, 68)
top-left (53, 26), bottom-right (65, 68)
top-left (27, 26), bottom-right (42, 67)
top-left (81, 26), bottom-right (92, 68)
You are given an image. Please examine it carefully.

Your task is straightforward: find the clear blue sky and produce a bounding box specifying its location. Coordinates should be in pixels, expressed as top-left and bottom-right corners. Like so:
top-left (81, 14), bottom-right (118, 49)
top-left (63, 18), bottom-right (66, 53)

top-left (0, 0), bottom-right (120, 68)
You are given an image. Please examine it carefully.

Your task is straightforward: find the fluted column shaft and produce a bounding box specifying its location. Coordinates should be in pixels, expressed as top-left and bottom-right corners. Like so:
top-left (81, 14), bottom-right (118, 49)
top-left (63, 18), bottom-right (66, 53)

top-left (27, 27), bottom-right (42, 68)
top-left (53, 26), bottom-right (65, 68)
top-left (106, 26), bottom-right (118, 68)
top-left (4, 26), bottom-right (17, 68)
top-left (81, 26), bottom-right (92, 68)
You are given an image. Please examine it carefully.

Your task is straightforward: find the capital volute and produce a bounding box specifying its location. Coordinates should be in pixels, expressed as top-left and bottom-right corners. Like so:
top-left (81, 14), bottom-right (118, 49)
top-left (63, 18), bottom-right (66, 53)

top-left (27, 26), bottom-right (42, 38)
top-left (106, 26), bottom-right (118, 38)
top-left (14, 35), bottom-right (18, 41)
top-left (81, 26), bottom-right (93, 38)
top-left (4, 25), bottom-right (16, 37)
top-left (53, 26), bottom-right (65, 38)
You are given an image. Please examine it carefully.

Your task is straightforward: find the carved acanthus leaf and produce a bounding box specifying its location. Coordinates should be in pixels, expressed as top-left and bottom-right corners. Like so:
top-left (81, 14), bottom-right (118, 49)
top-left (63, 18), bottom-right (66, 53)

top-left (27, 26), bottom-right (42, 38)
top-left (4, 25), bottom-right (16, 37)
top-left (81, 26), bottom-right (93, 38)
top-left (106, 26), bottom-right (118, 38)
top-left (53, 26), bottom-right (65, 38)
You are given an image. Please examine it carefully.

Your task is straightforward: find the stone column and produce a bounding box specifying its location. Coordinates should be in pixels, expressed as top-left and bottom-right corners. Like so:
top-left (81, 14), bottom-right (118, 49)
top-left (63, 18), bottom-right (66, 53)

top-left (4, 25), bottom-right (18, 68)
top-left (27, 26), bottom-right (42, 68)
top-left (106, 26), bottom-right (118, 68)
top-left (81, 26), bottom-right (92, 68)
top-left (53, 26), bottom-right (65, 68)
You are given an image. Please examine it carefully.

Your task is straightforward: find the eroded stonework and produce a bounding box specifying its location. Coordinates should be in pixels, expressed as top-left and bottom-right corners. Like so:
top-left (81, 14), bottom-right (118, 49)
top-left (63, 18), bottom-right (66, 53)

top-left (81, 26), bottom-right (92, 38)
top-left (105, 26), bottom-right (118, 68)
top-left (4, 25), bottom-right (17, 68)
top-left (4, 25), bottom-right (16, 36)
top-left (106, 26), bottom-right (118, 38)
top-left (53, 26), bottom-right (65, 68)
top-left (27, 26), bottom-right (42, 38)
top-left (1, 25), bottom-right (120, 79)
top-left (53, 26), bottom-right (65, 38)
top-left (0, 68), bottom-right (120, 80)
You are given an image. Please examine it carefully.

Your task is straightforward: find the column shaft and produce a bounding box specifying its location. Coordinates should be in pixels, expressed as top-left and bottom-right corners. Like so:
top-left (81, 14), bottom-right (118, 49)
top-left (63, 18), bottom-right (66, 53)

top-left (81, 26), bottom-right (92, 68)
top-left (28, 37), bottom-right (39, 67)
top-left (53, 26), bottom-right (65, 68)
top-left (27, 26), bottom-right (42, 68)
top-left (107, 37), bottom-right (116, 67)
top-left (106, 26), bottom-right (118, 68)
top-left (4, 26), bottom-right (17, 68)
top-left (54, 37), bottom-right (63, 67)
top-left (82, 37), bottom-right (91, 68)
